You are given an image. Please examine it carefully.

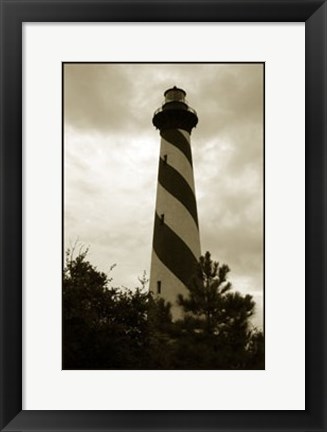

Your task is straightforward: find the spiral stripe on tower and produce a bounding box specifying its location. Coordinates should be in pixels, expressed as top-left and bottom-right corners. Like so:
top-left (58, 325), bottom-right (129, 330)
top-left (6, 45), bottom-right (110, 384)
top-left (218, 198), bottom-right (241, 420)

top-left (150, 87), bottom-right (200, 318)
top-left (159, 134), bottom-right (195, 193)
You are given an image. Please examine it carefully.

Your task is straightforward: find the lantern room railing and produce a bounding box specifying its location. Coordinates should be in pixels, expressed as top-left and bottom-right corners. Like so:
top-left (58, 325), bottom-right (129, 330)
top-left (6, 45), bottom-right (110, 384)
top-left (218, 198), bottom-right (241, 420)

top-left (153, 102), bottom-right (197, 117)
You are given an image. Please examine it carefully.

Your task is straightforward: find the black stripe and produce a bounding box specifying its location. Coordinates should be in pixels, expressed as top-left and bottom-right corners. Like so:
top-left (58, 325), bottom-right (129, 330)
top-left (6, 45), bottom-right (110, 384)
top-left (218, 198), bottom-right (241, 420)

top-left (161, 129), bottom-right (193, 166)
top-left (158, 158), bottom-right (198, 227)
top-left (153, 213), bottom-right (199, 289)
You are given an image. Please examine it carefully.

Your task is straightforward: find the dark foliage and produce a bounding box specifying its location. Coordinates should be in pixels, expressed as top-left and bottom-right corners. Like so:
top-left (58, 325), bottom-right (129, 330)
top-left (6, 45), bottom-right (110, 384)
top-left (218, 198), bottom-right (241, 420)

top-left (63, 249), bottom-right (264, 369)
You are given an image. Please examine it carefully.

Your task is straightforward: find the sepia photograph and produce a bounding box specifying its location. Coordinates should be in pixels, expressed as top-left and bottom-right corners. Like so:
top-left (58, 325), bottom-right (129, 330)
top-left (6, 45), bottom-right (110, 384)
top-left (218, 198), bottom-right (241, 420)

top-left (63, 62), bottom-right (264, 370)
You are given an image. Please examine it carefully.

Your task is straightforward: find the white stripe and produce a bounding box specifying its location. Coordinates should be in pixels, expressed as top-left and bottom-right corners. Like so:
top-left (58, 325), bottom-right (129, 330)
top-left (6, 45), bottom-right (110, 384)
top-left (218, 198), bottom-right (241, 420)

top-left (149, 250), bottom-right (189, 319)
top-left (177, 128), bottom-right (190, 143)
top-left (160, 137), bottom-right (195, 193)
top-left (155, 183), bottom-right (201, 260)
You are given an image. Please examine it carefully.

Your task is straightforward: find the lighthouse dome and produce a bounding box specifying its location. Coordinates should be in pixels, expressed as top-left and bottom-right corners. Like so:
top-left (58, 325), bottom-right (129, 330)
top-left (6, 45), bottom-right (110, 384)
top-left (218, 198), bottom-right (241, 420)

top-left (164, 86), bottom-right (186, 103)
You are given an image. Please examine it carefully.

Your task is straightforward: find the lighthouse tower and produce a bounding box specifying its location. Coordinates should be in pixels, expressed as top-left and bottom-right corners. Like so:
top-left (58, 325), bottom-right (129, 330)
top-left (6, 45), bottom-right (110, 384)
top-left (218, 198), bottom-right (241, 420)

top-left (150, 86), bottom-right (201, 317)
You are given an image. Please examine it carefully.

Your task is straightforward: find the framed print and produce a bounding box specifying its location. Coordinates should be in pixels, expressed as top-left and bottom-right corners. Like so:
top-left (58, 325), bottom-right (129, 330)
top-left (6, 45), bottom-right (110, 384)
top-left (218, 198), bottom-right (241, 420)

top-left (0, 0), bottom-right (326, 431)
top-left (24, 24), bottom-right (304, 410)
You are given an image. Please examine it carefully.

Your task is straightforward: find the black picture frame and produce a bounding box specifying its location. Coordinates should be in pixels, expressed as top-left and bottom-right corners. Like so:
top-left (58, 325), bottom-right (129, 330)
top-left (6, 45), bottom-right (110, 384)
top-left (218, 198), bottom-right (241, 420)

top-left (0, 1), bottom-right (326, 431)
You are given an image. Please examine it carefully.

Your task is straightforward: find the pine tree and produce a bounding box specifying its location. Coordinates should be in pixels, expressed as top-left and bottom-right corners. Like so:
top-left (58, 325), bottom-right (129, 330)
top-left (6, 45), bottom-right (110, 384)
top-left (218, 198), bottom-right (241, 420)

top-left (176, 251), bottom-right (262, 369)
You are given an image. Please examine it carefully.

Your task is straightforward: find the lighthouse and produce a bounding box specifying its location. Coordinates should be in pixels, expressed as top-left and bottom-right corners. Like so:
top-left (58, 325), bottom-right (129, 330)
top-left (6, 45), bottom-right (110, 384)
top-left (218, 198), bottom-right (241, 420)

top-left (150, 86), bottom-right (201, 317)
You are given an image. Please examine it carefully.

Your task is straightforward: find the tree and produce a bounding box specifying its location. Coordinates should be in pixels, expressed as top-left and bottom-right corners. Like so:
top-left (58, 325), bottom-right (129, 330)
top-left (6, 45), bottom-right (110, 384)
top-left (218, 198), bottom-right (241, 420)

top-left (63, 247), bottom-right (150, 369)
top-left (63, 247), bottom-right (113, 368)
top-left (175, 251), bottom-right (264, 369)
top-left (62, 248), bottom-right (264, 370)
top-left (63, 247), bottom-right (174, 369)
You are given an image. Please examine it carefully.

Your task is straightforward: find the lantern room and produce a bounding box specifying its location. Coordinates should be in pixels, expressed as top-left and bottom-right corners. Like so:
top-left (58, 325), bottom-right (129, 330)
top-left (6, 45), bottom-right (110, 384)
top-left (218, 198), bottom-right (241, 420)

top-left (164, 86), bottom-right (186, 103)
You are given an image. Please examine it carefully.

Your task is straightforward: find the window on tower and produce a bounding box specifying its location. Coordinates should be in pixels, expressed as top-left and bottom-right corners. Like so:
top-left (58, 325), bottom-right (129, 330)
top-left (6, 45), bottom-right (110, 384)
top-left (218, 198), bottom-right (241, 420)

top-left (160, 214), bottom-right (165, 224)
top-left (157, 281), bottom-right (161, 294)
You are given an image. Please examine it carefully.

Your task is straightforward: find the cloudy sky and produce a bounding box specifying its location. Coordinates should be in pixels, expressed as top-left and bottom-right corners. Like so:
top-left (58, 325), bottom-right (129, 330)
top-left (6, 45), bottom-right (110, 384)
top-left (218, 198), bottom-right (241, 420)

top-left (64, 63), bottom-right (264, 328)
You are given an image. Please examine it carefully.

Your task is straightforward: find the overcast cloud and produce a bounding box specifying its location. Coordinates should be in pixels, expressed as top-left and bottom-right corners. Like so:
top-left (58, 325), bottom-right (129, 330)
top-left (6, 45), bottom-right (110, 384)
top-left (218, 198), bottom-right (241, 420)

top-left (64, 63), bottom-right (264, 328)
